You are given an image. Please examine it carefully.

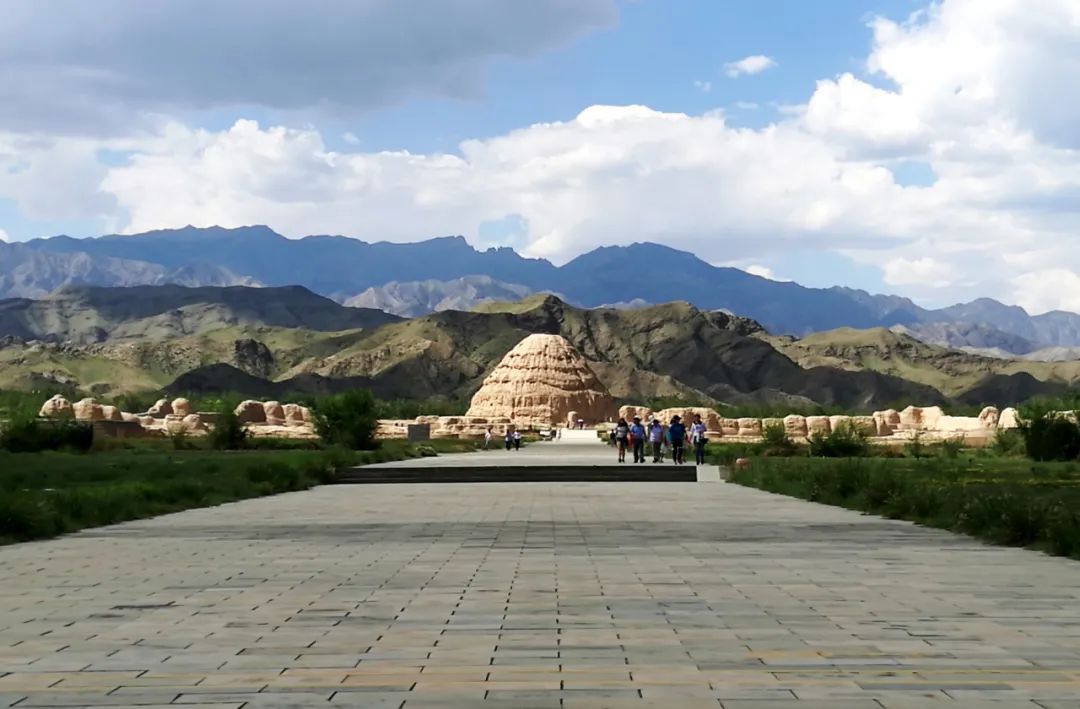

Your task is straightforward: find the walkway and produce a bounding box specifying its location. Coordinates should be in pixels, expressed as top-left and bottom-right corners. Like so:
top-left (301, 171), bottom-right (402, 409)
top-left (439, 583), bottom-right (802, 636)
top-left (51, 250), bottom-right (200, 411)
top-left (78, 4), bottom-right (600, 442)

top-left (366, 429), bottom-right (622, 468)
top-left (2, 455), bottom-right (1080, 707)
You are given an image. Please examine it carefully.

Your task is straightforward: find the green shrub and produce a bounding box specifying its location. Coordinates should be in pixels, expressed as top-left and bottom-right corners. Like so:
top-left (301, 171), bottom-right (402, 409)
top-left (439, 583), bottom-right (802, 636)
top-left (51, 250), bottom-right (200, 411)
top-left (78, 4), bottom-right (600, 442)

top-left (0, 415), bottom-right (94, 453)
top-left (990, 428), bottom-right (1025, 457)
top-left (808, 423), bottom-right (868, 458)
top-left (169, 428), bottom-right (195, 451)
top-left (939, 437), bottom-right (965, 459)
top-left (731, 457), bottom-right (1080, 560)
top-left (904, 432), bottom-right (927, 459)
top-left (209, 404), bottom-right (248, 450)
top-left (313, 389), bottom-right (378, 450)
top-left (761, 423), bottom-right (798, 456)
top-left (1021, 413), bottom-right (1080, 461)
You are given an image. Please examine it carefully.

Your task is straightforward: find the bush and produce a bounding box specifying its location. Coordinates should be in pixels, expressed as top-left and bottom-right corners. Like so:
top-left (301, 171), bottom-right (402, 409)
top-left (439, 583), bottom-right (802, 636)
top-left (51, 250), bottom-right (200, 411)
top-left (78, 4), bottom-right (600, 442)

top-left (0, 415), bottom-right (94, 453)
top-left (990, 428), bottom-right (1025, 457)
top-left (209, 404), bottom-right (248, 450)
top-left (904, 432), bottom-right (927, 459)
top-left (314, 389), bottom-right (378, 450)
top-left (808, 423), bottom-right (868, 458)
top-left (169, 428), bottom-right (196, 451)
top-left (761, 423), bottom-right (798, 457)
top-left (731, 457), bottom-right (1080, 560)
top-left (1021, 413), bottom-right (1080, 461)
top-left (938, 437), bottom-right (965, 459)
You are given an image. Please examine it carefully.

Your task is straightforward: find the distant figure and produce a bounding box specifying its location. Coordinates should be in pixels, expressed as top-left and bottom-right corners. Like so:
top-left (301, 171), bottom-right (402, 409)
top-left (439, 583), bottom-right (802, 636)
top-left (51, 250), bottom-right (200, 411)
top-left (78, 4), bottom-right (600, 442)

top-left (690, 414), bottom-right (707, 465)
top-left (577, 418), bottom-right (585, 430)
top-left (629, 417), bottom-right (646, 463)
top-left (512, 429), bottom-right (522, 450)
top-left (648, 419), bottom-right (664, 463)
top-left (668, 415), bottom-right (687, 465)
top-left (661, 425), bottom-right (670, 462)
top-left (613, 418), bottom-right (630, 463)
top-left (505, 430), bottom-right (513, 451)
top-left (484, 427), bottom-right (493, 450)
top-left (556, 427), bottom-right (562, 440)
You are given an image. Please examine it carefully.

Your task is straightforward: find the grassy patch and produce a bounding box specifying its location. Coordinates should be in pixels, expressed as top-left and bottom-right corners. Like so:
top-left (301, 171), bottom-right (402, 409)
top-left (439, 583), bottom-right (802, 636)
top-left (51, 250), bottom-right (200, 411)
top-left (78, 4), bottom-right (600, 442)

top-left (730, 457), bottom-right (1080, 559)
top-left (0, 438), bottom-right (480, 545)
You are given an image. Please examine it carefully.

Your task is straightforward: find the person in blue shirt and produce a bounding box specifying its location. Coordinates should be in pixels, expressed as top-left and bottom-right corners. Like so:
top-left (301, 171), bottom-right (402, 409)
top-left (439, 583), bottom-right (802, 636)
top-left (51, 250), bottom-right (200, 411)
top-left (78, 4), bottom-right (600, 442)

top-left (668, 415), bottom-right (687, 465)
top-left (648, 419), bottom-right (664, 463)
top-left (629, 417), bottom-right (647, 463)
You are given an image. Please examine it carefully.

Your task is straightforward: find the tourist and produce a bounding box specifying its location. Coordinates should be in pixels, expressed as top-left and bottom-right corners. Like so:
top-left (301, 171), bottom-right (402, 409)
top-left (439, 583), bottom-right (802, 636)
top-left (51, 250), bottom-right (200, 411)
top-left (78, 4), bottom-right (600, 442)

top-left (613, 417), bottom-right (630, 462)
top-left (513, 429), bottom-right (522, 450)
top-left (630, 416), bottom-right (646, 463)
top-left (505, 430), bottom-right (513, 451)
top-left (649, 419), bottom-right (663, 463)
top-left (690, 414), bottom-right (707, 465)
top-left (668, 415), bottom-right (686, 465)
top-left (484, 427), bottom-right (492, 450)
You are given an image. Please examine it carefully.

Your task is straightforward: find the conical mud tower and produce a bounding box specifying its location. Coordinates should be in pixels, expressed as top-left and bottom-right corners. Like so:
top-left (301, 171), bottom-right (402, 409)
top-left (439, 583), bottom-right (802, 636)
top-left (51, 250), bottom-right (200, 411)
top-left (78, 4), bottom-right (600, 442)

top-left (466, 333), bottom-right (615, 426)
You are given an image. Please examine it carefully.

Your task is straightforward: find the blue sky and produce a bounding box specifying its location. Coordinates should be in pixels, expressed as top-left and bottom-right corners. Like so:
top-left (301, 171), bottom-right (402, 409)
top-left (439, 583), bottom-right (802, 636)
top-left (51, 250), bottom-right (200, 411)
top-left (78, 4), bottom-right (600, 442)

top-left (2, 0), bottom-right (1080, 312)
top-left (299, 0), bottom-right (919, 155)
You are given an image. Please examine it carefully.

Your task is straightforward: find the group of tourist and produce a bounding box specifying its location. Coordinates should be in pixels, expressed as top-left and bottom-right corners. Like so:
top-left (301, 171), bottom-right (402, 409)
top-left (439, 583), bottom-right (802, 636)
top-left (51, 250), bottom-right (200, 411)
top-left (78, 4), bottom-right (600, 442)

top-left (610, 413), bottom-right (707, 465)
top-left (484, 427), bottom-right (523, 451)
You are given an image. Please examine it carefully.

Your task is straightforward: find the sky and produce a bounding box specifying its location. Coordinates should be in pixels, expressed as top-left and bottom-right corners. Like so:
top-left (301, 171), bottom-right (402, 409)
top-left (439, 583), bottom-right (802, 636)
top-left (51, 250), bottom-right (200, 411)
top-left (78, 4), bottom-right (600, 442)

top-left (1, 0), bottom-right (1079, 313)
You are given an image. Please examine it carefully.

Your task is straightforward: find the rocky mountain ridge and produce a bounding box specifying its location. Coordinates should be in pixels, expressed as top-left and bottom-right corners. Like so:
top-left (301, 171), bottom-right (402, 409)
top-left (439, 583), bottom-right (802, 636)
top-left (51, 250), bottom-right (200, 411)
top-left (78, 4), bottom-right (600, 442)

top-left (1, 284), bottom-right (1066, 410)
top-left (6, 225), bottom-right (1080, 352)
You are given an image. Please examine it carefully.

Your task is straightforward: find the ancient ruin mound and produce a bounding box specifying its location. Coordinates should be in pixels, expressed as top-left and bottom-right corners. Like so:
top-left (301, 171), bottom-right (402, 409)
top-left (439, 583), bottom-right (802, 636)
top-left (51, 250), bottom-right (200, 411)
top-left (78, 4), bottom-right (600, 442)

top-left (466, 333), bottom-right (615, 426)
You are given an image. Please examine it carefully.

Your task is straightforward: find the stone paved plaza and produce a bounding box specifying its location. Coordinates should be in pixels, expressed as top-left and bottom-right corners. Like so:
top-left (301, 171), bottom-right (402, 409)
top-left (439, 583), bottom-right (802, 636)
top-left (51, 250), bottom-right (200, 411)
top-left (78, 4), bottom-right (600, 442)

top-left (3, 476), bottom-right (1080, 707)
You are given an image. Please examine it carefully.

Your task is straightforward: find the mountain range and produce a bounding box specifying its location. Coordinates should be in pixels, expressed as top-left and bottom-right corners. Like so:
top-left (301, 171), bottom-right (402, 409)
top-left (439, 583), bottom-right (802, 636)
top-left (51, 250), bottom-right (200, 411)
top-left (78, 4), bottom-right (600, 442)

top-left (4, 224), bottom-right (1080, 354)
top-left (0, 283), bottom-right (1075, 409)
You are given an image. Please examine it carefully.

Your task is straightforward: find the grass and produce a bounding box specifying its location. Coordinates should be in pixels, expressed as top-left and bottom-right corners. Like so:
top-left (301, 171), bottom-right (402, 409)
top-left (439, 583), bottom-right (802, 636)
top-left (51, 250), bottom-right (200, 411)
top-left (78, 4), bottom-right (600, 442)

top-left (0, 438), bottom-right (480, 545)
top-left (730, 456), bottom-right (1080, 559)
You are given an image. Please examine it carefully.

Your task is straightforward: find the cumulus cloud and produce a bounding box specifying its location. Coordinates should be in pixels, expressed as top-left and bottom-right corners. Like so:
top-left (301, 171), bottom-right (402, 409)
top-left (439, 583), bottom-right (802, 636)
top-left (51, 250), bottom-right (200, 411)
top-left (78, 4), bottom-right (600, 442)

top-left (724, 55), bottom-right (777, 78)
top-left (1012, 270), bottom-right (1080, 315)
top-left (0, 229), bottom-right (8, 243)
top-left (882, 257), bottom-right (953, 288)
top-left (5, 0), bottom-right (1080, 314)
top-left (0, 0), bottom-right (617, 135)
top-left (100, 109), bottom-right (933, 263)
top-left (745, 265), bottom-right (790, 282)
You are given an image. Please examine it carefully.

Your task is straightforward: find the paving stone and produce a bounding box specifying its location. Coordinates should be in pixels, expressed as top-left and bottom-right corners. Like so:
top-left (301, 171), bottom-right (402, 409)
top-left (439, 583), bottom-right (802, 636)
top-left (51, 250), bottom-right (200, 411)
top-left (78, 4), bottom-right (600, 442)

top-left (2, 474), bottom-right (1080, 707)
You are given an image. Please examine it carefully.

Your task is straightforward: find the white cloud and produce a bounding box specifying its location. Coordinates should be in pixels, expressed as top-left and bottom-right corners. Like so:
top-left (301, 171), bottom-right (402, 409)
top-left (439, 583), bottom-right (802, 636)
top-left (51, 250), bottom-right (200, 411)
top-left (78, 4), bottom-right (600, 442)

top-left (6, 0), bottom-right (1080, 315)
top-left (694, 80), bottom-right (713, 93)
top-left (0, 228), bottom-right (8, 242)
top-left (343, 132), bottom-right (361, 146)
top-left (1012, 270), bottom-right (1080, 315)
top-left (100, 109), bottom-right (928, 262)
top-left (735, 101), bottom-right (759, 110)
top-left (724, 55), bottom-right (777, 78)
top-left (0, 0), bottom-right (617, 135)
top-left (882, 257), bottom-right (953, 288)
top-left (745, 265), bottom-right (790, 282)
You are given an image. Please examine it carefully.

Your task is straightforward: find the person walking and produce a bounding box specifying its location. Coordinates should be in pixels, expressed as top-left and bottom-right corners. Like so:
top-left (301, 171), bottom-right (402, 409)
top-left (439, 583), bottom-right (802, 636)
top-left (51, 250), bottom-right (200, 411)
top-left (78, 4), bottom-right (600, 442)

top-left (629, 417), bottom-right (646, 463)
top-left (504, 429), bottom-right (513, 451)
top-left (613, 418), bottom-right (630, 463)
top-left (513, 429), bottom-right (522, 450)
top-left (648, 419), bottom-right (664, 463)
top-left (661, 424), bottom-right (670, 462)
top-left (690, 414), bottom-right (708, 465)
top-left (668, 415), bottom-right (687, 465)
top-left (484, 427), bottom-right (492, 450)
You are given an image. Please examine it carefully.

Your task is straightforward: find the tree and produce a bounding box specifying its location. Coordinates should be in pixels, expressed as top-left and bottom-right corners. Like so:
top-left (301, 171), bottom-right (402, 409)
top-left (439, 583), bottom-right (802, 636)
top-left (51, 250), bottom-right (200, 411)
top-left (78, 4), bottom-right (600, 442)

top-left (314, 390), bottom-right (378, 449)
top-left (209, 401), bottom-right (248, 450)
